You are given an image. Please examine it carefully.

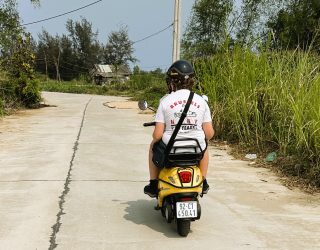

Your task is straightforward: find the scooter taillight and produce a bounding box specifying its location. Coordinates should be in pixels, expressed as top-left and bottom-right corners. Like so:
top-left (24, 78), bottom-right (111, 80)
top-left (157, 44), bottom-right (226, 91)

top-left (179, 171), bottom-right (192, 183)
top-left (179, 197), bottom-right (193, 201)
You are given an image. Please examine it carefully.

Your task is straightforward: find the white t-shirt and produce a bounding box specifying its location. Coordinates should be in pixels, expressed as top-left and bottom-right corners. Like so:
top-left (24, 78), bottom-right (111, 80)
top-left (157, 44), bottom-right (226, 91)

top-left (155, 89), bottom-right (212, 151)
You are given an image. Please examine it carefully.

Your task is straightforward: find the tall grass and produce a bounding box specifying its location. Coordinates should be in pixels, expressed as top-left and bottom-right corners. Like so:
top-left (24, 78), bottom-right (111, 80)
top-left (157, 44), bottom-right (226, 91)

top-left (195, 47), bottom-right (320, 187)
top-left (127, 73), bottom-right (166, 107)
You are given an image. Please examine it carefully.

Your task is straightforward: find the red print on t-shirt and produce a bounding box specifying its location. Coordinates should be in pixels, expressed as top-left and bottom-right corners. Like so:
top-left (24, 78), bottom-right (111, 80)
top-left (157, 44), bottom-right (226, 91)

top-left (169, 99), bottom-right (200, 109)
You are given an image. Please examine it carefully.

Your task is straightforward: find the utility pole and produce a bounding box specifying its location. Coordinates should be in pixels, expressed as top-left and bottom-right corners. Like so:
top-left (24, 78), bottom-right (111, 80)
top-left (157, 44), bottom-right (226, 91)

top-left (172, 0), bottom-right (181, 63)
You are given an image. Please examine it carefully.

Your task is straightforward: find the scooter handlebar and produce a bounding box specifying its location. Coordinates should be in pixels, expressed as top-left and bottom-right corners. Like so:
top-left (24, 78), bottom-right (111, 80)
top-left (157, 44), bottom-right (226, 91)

top-left (143, 122), bottom-right (156, 127)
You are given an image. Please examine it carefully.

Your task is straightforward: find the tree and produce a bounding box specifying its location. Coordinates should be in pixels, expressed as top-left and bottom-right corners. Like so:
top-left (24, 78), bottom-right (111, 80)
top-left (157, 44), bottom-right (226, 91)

top-left (59, 34), bottom-right (77, 80)
top-left (150, 68), bottom-right (163, 75)
top-left (181, 0), bottom-right (233, 58)
top-left (37, 30), bottom-right (61, 81)
top-left (0, 0), bottom-right (40, 56)
top-left (8, 33), bottom-right (41, 106)
top-left (181, 0), bottom-right (289, 56)
top-left (133, 65), bottom-right (141, 75)
top-left (233, 0), bottom-right (287, 46)
top-left (235, 0), bottom-right (265, 46)
top-left (66, 18), bottom-right (102, 74)
top-left (104, 26), bottom-right (136, 71)
top-left (0, 0), bottom-right (22, 57)
top-left (267, 0), bottom-right (320, 51)
top-left (35, 18), bottom-right (103, 81)
top-left (0, 0), bottom-right (41, 108)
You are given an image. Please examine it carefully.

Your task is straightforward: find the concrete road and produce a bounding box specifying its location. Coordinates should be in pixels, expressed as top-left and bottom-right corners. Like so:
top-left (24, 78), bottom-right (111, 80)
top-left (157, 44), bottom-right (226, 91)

top-left (0, 92), bottom-right (319, 250)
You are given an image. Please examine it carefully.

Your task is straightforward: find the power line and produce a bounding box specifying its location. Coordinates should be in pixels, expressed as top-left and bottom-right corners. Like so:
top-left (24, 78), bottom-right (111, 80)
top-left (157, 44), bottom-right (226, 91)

top-left (132, 23), bottom-right (174, 44)
top-left (21, 0), bottom-right (172, 45)
top-left (21, 0), bottom-right (102, 26)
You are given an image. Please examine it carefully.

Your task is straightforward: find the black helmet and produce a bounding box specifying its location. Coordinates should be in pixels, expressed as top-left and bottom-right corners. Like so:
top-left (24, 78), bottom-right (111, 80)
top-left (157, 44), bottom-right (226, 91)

top-left (166, 60), bottom-right (194, 81)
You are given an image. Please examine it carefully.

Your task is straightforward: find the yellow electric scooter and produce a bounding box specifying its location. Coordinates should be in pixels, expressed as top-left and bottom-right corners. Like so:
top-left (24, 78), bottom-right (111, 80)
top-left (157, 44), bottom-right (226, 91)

top-left (140, 98), bottom-right (205, 237)
top-left (156, 138), bottom-right (205, 237)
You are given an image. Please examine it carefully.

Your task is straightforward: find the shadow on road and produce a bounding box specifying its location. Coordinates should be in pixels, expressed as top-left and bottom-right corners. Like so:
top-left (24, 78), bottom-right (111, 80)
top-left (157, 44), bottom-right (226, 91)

top-left (121, 199), bottom-right (181, 238)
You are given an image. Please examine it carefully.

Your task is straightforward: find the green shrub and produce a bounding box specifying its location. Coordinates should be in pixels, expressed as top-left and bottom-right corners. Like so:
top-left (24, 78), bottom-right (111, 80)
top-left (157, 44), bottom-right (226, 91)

top-left (0, 79), bottom-right (21, 114)
top-left (1, 34), bottom-right (41, 110)
top-left (21, 79), bottom-right (42, 107)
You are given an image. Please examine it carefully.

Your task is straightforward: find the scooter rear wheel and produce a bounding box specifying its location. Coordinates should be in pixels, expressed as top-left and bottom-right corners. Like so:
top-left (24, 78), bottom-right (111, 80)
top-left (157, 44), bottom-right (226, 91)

top-left (165, 203), bottom-right (174, 223)
top-left (177, 219), bottom-right (190, 237)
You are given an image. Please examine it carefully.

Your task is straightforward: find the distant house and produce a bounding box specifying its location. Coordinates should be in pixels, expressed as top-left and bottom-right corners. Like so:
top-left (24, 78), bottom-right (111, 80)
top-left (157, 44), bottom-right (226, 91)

top-left (91, 64), bottom-right (131, 85)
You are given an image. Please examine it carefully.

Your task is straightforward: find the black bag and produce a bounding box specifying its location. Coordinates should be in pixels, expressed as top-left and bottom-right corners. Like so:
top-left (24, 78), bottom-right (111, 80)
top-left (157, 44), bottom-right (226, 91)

top-left (152, 91), bottom-right (194, 168)
top-left (152, 140), bottom-right (167, 169)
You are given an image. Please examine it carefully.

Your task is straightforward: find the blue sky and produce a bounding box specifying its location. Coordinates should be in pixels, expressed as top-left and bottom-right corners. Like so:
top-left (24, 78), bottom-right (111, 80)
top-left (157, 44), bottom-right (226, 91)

top-left (19, 0), bottom-right (196, 71)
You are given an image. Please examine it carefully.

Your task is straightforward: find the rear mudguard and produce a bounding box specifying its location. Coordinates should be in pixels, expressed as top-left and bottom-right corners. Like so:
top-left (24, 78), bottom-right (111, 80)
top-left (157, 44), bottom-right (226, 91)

top-left (162, 193), bottom-right (202, 221)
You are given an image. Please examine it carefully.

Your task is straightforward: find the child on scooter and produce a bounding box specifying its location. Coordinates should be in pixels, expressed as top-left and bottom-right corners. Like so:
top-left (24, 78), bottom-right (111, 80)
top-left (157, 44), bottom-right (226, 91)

top-left (144, 60), bottom-right (214, 198)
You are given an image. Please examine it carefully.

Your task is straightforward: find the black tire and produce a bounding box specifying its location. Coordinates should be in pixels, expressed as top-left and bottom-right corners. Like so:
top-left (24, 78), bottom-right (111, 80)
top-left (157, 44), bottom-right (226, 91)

top-left (197, 201), bottom-right (201, 219)
top-left (165, 204), bottom-right (174, 223)
top-left (177, 219), bottom-right (190, 237)
top-left (161, 207), bottom-right (166, 218)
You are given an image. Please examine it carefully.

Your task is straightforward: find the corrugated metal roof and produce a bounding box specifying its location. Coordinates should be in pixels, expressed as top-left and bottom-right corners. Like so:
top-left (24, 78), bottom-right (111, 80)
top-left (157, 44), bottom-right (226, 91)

top-left (92, 64), bottom-right (131, 78)
top-left (96, 64), bottom-right (112, 73)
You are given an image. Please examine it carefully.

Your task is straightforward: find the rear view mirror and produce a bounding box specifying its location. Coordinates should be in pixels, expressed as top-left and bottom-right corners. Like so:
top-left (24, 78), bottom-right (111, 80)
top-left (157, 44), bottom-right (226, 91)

top-left (138, 100), bottom-right (148, 110)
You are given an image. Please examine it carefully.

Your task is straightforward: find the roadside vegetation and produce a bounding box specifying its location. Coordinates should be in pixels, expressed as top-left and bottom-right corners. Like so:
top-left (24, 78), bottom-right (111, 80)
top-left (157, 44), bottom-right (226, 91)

top-left (0, 0), bottom-right (41, 115)
top-left (182, 0), bottom-right (320, 189)
top-left (195, 47), bottom-right (320, 188)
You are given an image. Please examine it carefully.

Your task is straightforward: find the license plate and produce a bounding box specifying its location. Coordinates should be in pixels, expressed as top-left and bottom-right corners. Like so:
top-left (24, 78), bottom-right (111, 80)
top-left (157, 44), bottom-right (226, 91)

top-left (176, 201), bottom-right (197, 218)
